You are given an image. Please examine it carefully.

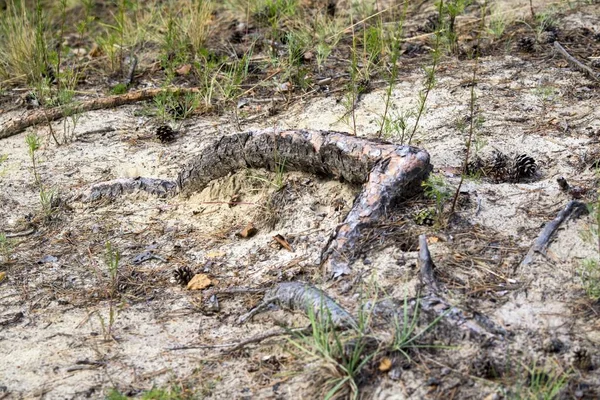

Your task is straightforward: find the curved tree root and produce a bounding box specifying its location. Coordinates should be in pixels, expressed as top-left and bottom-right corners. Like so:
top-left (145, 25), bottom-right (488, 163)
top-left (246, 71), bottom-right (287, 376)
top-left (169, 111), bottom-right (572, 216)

top-left (88, 128), bottom-right (432, 277)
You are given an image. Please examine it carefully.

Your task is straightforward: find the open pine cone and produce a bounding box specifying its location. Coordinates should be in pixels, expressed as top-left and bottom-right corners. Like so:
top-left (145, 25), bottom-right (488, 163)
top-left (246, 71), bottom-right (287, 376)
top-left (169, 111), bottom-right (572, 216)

top-left (467, 151), bottom-right (537, 183)
top-left (512, 154), bottom-right (537, 180)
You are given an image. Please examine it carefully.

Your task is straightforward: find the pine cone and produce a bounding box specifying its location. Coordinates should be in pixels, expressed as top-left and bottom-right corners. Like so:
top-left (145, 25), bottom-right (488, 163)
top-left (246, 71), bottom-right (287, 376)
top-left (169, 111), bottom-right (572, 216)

top-left (467, 155), bottom-right (485, 177)
top-left (517, 37), bottom-right (535, 53)
top-left (573, 348), bottom-right (593, 371)
top-left (489, 151), bottom-right (510, 182)
top-left (156, 125), bottom-right (176, 143)
top-left (173, 266), bottom-right (194, 286)
top-left (512, 154), bottom-right (537, 180)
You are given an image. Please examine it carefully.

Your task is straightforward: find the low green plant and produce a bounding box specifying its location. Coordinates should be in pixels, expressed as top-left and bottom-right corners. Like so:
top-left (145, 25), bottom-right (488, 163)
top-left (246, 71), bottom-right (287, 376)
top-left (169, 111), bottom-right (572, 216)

top-left (422, 175), bottom-right (452, 224)
top-left (25, 132), bottom-right (60, 220)
top-left (0, 0), bottom-right (47, 86)
top-left (100, 241), bottom-right (121, 341)
top-left (0, 233), bottom-right (12, 261)
top-left (487, 11), bottom-right (507, 39)
top-left (287, 301), bottom-right (376, 399)
top-left (408, 0), bottom-right (445, 145)
top-left (217, 53), bottom-right (251, 101)
top-left (111, 83), bottom-right (128, 95)
top-left (378, 5), bottom-right (408, 138)
top-left (38, 186), bottom-right (57, 221)
top-left (105, 241), bottom-right (121, 289)
top-left (511, 361), bottom-right (570, 400)
top-left (107, 385), bottom-right (191, 400)
top-left (439, 0), bottom-right (471, 49)
top-left (580, 258), bottom-right (600, 300)
top-left (579, 193), bottom-right (600, 300)
top-left (25, 132), bottom-right (42, 186)
top-left (380, 109), bottom-right (414, 143)
top-left (391, 296), bottom-right (448, 361)
top-left (253, 0), bottom-right (298, 40)
top-left (0, 154), bottom-right (8, 177)
top-left (154, 90), bottom-right (200, 125)
top-left (76, 0), bottom-right (96, 42)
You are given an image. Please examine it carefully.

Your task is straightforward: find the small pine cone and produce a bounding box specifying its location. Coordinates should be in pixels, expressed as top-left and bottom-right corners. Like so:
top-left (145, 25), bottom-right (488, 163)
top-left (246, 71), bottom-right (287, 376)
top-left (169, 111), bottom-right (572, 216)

top-left (467, 155), bottom-right (485, 176)
top-left (488, 151), bottom-right (510, 182)
top-left (517, 36), bottom-right (535, 53)
top-left (512, 154), bottom-right (537, 181)
top-left (572, 347), bottom-right (593, 371)
top-left (540, 28), bottom-right (559, 44)
top-left (173, 266), bottom-right (194, 286)
top-left (156, 125), bottom-right (175, 143)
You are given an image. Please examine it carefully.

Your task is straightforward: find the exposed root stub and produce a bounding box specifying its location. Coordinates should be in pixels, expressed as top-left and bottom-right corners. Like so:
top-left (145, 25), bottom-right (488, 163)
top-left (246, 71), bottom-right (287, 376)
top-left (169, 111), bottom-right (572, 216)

top-left (237, 282), bottom-right (358, 330)
top-left (416, 234), bottom-right (506, 338)
top-left (87, 128), bottom-right (431, 277)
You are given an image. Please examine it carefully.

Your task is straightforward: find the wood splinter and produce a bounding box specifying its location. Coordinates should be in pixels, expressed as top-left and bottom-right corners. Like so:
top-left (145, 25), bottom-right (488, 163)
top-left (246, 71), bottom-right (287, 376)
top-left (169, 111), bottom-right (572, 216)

top-left (87, 128), bottom-right (432, 277)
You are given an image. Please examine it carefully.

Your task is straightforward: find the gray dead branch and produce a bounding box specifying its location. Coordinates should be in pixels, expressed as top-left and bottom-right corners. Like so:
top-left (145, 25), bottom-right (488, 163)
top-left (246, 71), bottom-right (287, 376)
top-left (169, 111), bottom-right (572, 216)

top-left (168, 326), bottom-right (312, 352)
top-left (418, 234), bottom-right (440, 295)
top-left (86, 128), bottom-right (432, 277)
top-left (520, 200), bottom-right (588, 268)
top-left (553, 41), bottom-right (599, 82)
top-left (237, 281), bottom-right (358, 330)
top-left (0, 88), bottom-right (202, 140)
top-left (414, 234), bottom-right (505, 338)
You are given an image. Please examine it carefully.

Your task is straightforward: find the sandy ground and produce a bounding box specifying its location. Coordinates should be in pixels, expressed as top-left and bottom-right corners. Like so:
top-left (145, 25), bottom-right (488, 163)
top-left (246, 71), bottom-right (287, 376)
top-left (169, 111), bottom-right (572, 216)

top-left (2, 3), bottom-right (600, 399)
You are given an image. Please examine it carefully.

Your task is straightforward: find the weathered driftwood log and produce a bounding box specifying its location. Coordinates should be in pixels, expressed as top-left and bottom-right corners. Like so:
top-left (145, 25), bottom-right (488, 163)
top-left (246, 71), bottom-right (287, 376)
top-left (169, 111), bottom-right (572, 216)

top-left (89, 128), bottom-right (432, 277)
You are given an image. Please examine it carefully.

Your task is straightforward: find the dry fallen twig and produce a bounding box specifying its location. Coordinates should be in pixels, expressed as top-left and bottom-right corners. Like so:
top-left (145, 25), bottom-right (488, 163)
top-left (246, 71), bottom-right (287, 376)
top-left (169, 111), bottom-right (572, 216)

top-left (415, 235), bottom-right (505, 337)
top-left (520, 200), bottom-right (588, 268)
top-left (553, 41), bottom-right (599, 82)
top-left (168, 326), bottom-right (311, 352)
top-left (0, 88), bottom-right (201, 140)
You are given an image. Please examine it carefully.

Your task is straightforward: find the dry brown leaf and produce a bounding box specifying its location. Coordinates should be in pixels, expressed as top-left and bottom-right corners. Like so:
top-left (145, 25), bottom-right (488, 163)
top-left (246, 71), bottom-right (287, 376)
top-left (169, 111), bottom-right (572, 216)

top-left (273, 234), bottom-right (293, 252)
top-left (427, 236), bottom-right (440, 244)
top-left (187, 274), bottom-right (212, 290)
top-left (378, 357), bottom-right (392, 372)
top-left (0, 271), bottom-right (6, 283)
top-left (176, 64), bottom-right (192, 76)
top-left (237, 222), bottom-right (257, 238)
top-left (88, 43), bottom-right (102, 58)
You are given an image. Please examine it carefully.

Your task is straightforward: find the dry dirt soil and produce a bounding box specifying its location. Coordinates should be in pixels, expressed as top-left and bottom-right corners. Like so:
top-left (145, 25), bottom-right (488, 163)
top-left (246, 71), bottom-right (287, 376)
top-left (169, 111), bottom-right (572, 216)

top-left (1, 1), bottom-right (600, 399)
